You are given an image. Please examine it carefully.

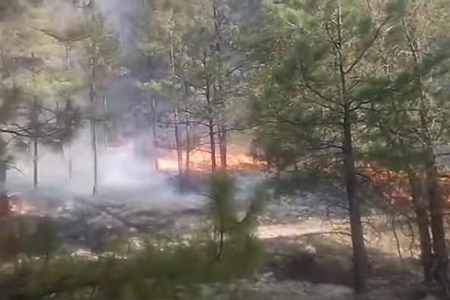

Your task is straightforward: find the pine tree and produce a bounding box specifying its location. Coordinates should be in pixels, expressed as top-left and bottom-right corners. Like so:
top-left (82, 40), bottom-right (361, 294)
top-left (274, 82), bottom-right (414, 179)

top-left (362, 0), bottom-right (450, 292)
top-left (251, 0), bottom-right (400, 292)
top-left (79, 0), bottom-right (118, 195)
top-left (0, 0), bottom-right (84, 190)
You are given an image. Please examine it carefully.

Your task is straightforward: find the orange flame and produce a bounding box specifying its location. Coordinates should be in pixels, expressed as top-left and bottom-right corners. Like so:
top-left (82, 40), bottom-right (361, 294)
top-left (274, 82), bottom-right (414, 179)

top-left (156, 145), bottom-right (262, 173)
top-left (8, 195), bottom-right (42, 216)
top-left (361, 165), bottom-right (450, 205)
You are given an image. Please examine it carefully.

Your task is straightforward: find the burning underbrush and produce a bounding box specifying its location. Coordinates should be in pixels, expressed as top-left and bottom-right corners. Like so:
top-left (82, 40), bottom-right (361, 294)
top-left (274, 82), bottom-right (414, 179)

top-left (361, 165), bottom-right (450, 206)
top-left (157, 144), bottom-right (265, 173)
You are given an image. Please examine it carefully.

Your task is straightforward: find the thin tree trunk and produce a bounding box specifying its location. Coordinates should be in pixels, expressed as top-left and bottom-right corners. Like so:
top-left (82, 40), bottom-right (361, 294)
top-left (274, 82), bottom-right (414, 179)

top-left (89, 49), bottom-right (98, 196)
top-left (183, 80), bottom-right (191, 173)
top-left (343, 114), bottom-right (368, 293)
top-left (65, 44), bottom-right (70, 71)
top-left (32, 96), bottom-right (39, 190)
top-left (0, 158), bottom-right (8, 217)
top-left (208, 120), bottom-right (217, 173)
top-left (150, 98), bottom-right (159, 171)
top-left (219, 126), bottom-right (227, 169)
top-left (64, 45), bottom-right (73, 181)
top-left (33, 125), bottom-right (38, 190)
top-left (185, 114), bottom-right (191, 173)
top-left (91, 119), bottom-right (98, 196)
top-left (68, 157), bottom-right (73, 181)
top-left (217, 229), bottom-right (224, 260)
top-left (213, 0), bottom-right (227, 170)
top-left (425, 152), bottom-right (450, 294)
top-left (168, 9), bottom-right (183, 176)
top-left (205, 75), bottom-right (217, 173)
top-left (102, 96), bottom-right (108, 150)
top-left (408, 171), bottom-right (433, 284)
top-left (391, 215), bottom-right (403, 263)
top-left (31, 53), bottom-right (39, 190)
top-left (173, 109), bottom-right (183, 176)
top-left (151, 98), bottom-right (159, 171)
top-left (336, 6), bottom-right (368, 291)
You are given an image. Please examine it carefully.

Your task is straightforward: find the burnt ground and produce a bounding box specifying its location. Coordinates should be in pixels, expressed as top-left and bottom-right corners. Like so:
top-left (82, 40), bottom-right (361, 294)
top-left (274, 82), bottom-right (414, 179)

top-left (2, 174), bottom-right (436, 300)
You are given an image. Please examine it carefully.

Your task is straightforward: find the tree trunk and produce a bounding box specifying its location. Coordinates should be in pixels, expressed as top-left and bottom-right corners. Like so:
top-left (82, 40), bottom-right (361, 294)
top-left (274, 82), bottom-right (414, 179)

top-left (208, 120), bottom-right (217, 173)
top-left (64, 46), bottom-right (73, 181)
top-left (173, 109), bottom-right (183, 176)
top-left (408, 171), bottom-right (433, 284)
top-left (213, 0), bottom-right (227, 170)
top-left (168, 10), bottom-right (183, 176)
top-left (31, 53), bottom-right (39, 190)
top-left (343, 114), bottom-right (368, 293)
top-left (65, 44), bottom-right (70, 71)
top-left (68, 156), bottom-right (73, 181)
top-left (150, 98), bottom-right (159, 171)
top-left (425, 152), bottom-right (450, 294)
top-left (403, 21), bottom-right (450, 294)
top-left (185, 115), bottom-right (191, 173)
top-left (91, 119), bottom-right (98, 196)
top-left (102, 96), bottom-right (108, 150)
top-left (0, 159), bottom-right (8, 217)
top-left (32, 93), bottom-right (39, 190)
top-left (89, 51), bottom-right (98, 197)
top-left (336, 6), bottom-right (368, 291)
top-left (33, 129), bottom-right (38, 190)
top-left (219, 126), bottom-right (227, 169)
top-left (205, 73), bottom-right (217, 173)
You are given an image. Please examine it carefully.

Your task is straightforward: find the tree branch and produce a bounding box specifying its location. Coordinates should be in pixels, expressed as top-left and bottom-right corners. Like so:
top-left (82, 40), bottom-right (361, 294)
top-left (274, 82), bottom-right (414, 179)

top-left (345, 19), bottom-right (388, 75)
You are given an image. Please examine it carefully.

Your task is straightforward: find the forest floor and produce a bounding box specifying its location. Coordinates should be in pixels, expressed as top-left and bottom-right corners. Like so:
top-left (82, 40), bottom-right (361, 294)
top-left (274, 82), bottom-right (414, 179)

top-left (4, 172), bottom-right (432, 300)
top-left (65, 192), bottom-right (429, 299)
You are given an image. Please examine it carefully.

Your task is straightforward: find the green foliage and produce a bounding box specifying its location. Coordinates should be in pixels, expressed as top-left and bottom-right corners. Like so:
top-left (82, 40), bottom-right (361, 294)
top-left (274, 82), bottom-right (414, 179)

top-left (208, 171), bottom-right (267, 263)
top-left (0, 232), bottom-right (264, 299)
top-left (209, 171), bottom-right (268, 234)
top-left (209, 172), bottom-right (239, 232)
top-left (251, 0), bottom-right (450, 181)
top-left (26, 217), bottom-right (59, 258)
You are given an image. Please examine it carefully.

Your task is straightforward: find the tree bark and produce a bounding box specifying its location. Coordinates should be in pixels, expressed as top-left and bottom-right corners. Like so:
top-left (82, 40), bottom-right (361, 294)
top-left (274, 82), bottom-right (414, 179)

top-left (150, 97), bottom-right (159, 171)
top-left (102, 96), bottom-right (108, 150)
top-left (185, 114), bottom-right (191, 173)
top-left (173, 109), bottom-right (183, 176)
top-left (168, 9), bottom-right (183, 176)
top-left (33, 124), bottom-right (38, 190)
top-left (91, 118), bottom-right (98, 196)
top-left (89, 50), bottom-right (98, 196)
top-left (219, 126), bottom-right (227, 169)
top-left (213, 0), bottom-right (227, 170)
top-left (31, 53), bottom-right (39, 190)
top-left (336, 6), bottom-right (368, 291)
top-left (205, 76), bottom-right (217, 173)
top-left (425, 152), bottom-right (450, 294)
top-left (64, 46), bottom-right (73, 181)
top-left (401, 20), bottom-right (448, 291)
top-left (208, 120), bottom-right (217, 173)
top-left (0, 159), bottom-right (8, 217)
top-left (343, 113), bottom-right (368, 293)
top-left (408, 171), bottom-right (433, 284)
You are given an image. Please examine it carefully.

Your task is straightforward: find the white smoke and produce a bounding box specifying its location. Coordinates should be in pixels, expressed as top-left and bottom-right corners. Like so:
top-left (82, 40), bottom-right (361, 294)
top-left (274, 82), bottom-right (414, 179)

top-left (96, 0), bottom-right (145, 46)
